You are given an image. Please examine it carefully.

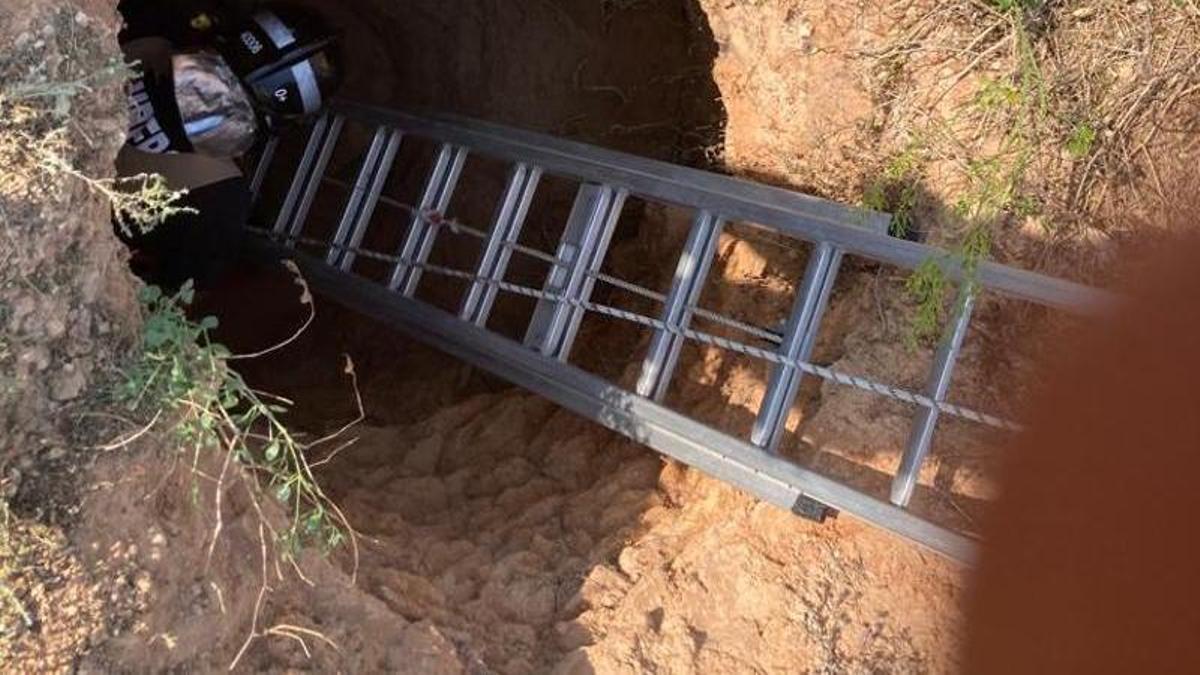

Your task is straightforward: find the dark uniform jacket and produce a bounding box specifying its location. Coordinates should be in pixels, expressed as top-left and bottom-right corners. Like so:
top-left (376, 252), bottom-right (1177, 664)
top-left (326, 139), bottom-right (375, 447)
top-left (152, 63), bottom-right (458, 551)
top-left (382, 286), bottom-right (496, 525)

top-left (116, 0), bottom-right (254, 291)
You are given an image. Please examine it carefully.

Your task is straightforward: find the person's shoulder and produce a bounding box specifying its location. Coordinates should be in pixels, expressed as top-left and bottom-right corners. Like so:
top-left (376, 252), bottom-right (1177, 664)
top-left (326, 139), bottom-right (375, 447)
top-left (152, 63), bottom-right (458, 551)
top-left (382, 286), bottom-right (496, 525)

top-left (117, 147), bottom-right (245, 192)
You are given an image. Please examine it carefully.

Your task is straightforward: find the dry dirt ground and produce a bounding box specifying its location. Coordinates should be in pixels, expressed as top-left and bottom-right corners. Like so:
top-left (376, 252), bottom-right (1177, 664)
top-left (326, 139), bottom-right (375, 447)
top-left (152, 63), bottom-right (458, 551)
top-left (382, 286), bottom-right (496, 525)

top-left (223, 2), bottom-right (971, 672)
top-left (5, 0), bottom-right (1198, 673)
top-left (1, 0), bottom-right (140, 668)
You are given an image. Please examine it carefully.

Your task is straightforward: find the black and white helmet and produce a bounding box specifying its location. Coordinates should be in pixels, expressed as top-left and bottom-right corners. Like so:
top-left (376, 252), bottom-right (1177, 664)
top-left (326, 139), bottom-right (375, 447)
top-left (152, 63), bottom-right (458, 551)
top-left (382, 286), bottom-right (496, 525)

top-left (214, 5), bottom-right (340, 129)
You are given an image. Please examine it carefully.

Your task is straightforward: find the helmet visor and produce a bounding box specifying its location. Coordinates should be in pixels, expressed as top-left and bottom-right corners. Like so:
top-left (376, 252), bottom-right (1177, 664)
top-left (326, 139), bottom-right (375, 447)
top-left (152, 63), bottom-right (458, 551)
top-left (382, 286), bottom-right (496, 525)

top-left (172, 52), bottom-right (259, 158)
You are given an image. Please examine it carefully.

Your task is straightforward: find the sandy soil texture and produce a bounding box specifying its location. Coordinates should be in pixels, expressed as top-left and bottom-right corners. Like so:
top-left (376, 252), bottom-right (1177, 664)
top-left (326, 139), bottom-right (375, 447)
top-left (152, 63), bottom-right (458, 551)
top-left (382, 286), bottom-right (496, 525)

top-left (15, 0), bottom-right (1183, 672)
top-left (2, 1), bottom-right (973, 672)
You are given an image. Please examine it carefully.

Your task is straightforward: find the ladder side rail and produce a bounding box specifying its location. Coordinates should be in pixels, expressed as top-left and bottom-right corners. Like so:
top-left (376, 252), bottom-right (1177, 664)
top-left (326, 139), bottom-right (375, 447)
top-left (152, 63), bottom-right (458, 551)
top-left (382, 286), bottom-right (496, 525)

top-left (890, 288), bottom-right (978, 507)
top-left (636, 210), bottom-right (724, 400)
top-left (272, 114), bottom-right (331, 235)
top-left (285, 114), bottom-right (346, 241)
top-left (333, 101), bottom-right (883, 234)
top-left (338, 130), bottom-right (404, 271)
top-left (326, 127), bottom-right (389, 266)
top-left (344, 103), bottom-right (1110, 313)
top-left (249, 135), bottom-right (281, 204)
top-left (751, 242), bottom-right (843, 451)
top-left (460, 163), bottom-right (542, 326)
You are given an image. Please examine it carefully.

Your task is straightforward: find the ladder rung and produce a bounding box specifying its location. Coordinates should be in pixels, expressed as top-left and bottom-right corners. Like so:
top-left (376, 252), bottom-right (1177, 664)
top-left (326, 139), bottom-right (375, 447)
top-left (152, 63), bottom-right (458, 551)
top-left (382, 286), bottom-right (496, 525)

top-left (281, 114), bottom-right (346, 243)
top-left (751, 242), bottom-right (843, 452)
top-left (890, 288), bottom-right (976, 507)
top-left (524, 183), bottom-right (627, 360)
top-left (272, 114), bottom-right (331, 235)
top-left (249, 135), bottom-right (281, 204)
top-left (636, 210), bottom-right (724, 401)
top-left (326, 127), bottom-right (389, 266)
top-left (388, 144), bottom-right (469, 295)
top-left (337, 129), bottom-right (403, 271)
top-left (460, 163), bottom-right (542, 326)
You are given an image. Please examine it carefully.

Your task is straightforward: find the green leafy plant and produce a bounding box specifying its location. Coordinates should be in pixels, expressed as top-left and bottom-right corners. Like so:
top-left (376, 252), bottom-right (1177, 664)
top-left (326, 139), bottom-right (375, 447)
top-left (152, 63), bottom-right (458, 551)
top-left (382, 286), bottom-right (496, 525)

top-left (864, 145), bottom-right (925, 239)
top-left (1066, 122), bottom-right (1097, 158)
top-left (902, 8), bottom-right (1049, 344)
top-left (118, 283), bottom-right (350, 556)
top-left (989, 0), bottom-right (1042, 14)
top-left (974, 78), bottom-right (1022, 112)
top-left (905, 260), bottom-right (950, 346)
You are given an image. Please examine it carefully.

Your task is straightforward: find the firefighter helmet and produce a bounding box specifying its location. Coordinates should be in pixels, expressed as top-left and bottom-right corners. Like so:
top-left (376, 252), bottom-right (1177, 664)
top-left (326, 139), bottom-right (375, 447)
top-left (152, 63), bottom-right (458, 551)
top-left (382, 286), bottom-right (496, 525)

top-left (214, 5), bottom-right (341, 128)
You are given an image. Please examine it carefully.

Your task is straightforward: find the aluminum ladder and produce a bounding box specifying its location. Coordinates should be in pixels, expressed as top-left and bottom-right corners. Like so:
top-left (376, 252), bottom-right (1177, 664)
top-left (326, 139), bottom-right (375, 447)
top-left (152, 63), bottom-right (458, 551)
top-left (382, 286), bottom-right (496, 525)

top-left (247, 100), bottom-right (1113, 563)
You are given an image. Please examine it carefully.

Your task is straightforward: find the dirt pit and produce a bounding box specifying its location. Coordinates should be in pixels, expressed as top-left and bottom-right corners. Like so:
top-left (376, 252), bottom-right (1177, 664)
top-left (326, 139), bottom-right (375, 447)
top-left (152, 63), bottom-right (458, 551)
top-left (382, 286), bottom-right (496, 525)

top-left (208, 274), bottom-right (966, 673)
top-left (1, 0), bottom-right (986, 672)
top-left (202, 2), bottom-right (971, 673)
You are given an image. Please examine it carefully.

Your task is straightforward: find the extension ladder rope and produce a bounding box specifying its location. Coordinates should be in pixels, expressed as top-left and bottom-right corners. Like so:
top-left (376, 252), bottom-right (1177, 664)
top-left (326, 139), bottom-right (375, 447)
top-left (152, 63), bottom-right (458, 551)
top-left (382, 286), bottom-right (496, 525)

top-left (251, 223), bottom-right (1022, 432)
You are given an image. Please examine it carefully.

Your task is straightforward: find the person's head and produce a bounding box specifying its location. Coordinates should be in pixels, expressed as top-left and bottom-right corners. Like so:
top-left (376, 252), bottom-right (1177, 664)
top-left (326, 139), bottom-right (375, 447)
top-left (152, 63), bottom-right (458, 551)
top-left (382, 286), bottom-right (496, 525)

top-left (166, 4), bottom-right (340, 158)
top-left (213, 4), bottom-right (342, 132)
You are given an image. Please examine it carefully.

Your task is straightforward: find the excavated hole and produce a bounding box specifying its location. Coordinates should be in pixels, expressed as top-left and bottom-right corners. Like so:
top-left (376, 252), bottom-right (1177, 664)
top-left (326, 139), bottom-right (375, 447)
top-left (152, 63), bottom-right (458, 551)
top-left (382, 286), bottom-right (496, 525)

top-left (202, 2), bottom-right (730, 670)
top-left (108, 2), bottom-right (1049, 669)
top-left (195, 10), bottom-right (1012, 667)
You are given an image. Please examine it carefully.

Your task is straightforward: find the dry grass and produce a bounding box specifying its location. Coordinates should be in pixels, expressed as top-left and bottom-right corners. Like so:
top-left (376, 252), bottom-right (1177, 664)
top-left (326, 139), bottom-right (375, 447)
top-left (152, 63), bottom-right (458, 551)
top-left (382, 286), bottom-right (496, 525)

top-left (0, 92), bottom-right (193, 238)
top-left (1048, 1), bottom-right (1200, 217)
top-left (866, 0), bottom-right (1200, 255)
top-left (0, 502), bottom-right (30, 660)
top-left (858, 0), bottom-right (1200, 340)
top-left (0, 8), bottom-right (191, 237)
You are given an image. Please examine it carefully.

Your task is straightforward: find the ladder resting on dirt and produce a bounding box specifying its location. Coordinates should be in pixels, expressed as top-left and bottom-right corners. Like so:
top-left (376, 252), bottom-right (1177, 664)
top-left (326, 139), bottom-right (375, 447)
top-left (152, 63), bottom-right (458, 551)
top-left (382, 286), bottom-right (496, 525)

top-left (246, 100), bottom-right (1113, 564)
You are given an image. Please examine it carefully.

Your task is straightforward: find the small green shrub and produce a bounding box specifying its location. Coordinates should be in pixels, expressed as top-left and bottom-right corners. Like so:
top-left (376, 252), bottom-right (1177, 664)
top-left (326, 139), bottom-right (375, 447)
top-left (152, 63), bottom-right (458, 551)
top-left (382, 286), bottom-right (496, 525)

top-left (118, 283), bottom-right (347, 555)
top-left (989, 0), bottom-right (1043, 14)
top-left (1066, 122), bottom-right (1097, 158)
top-left (864, 146), bottom-right (925, 239)
top-left (974, 78), bottom-right (1022, 112)
top-left (905, 260), bottom-right (950, 346)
